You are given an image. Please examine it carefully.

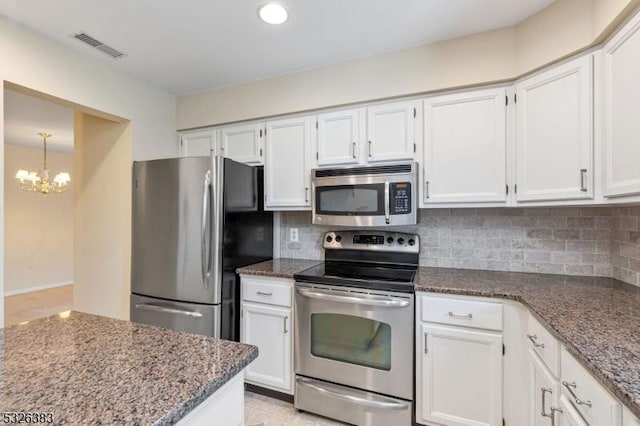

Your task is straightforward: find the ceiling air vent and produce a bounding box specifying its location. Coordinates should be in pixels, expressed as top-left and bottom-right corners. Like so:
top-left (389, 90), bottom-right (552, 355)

top-left (72, 32), bottom-right (126, 59)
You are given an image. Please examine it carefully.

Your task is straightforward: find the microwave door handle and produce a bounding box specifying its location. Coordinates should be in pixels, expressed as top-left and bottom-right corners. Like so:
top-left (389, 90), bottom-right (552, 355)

top-left (384, 180), bottom-right (390, 225)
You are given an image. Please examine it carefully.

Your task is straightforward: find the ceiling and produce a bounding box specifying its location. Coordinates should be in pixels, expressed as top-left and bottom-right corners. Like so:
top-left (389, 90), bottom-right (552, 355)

top-left (0, 0), bottom-right (554, 96)
top-left (4, 89), bottom-right (74, 153)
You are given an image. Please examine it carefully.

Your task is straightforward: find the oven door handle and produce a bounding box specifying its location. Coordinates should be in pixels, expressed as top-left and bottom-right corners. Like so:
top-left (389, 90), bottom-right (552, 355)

top-left (297, 377), bottom-right (411, 411)
top-left (384, 180), bottom-right (391, 225)
top-left (296, 287), bottom-right (410, 308)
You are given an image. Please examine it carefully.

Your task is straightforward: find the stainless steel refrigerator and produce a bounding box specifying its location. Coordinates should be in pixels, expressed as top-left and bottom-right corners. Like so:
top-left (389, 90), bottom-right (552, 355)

top-left (130, 156), bottom-right (273, 340)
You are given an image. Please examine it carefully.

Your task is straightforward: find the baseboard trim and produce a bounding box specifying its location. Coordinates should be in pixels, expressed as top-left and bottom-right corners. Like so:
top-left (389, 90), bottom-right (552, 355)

top-left (4, 281), bottom-right (73, 297)
top-left (245, 383), bottom-right (294, 403)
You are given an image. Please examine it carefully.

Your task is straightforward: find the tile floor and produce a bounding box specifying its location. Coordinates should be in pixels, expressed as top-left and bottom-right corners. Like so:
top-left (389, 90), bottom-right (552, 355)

top-left (245, 391), bottom-right (348, 426)
top-left (4, 285), bottom-right (73, 326)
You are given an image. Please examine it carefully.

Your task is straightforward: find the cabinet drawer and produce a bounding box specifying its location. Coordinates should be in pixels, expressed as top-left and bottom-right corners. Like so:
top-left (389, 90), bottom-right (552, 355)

top-left (242, 276), bottom-right (293, 308)
top-left (419, 295), bottom-right (503, 331)
top-left (527, 314), bottom-right (561, 378)
top-left (561, 347), bottom-right (622, 426)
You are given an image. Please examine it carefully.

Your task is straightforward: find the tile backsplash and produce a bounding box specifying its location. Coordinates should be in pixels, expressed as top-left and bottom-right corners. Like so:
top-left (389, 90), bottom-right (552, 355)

top-left (278, 206), bottom-right (640, 287)
top-left (611, 207), bottom-right (640, 286)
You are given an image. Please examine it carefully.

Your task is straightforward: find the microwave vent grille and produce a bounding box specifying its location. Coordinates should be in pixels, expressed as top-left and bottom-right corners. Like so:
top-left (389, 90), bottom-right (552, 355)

top-left (314, 164), bottom-right (412, 178)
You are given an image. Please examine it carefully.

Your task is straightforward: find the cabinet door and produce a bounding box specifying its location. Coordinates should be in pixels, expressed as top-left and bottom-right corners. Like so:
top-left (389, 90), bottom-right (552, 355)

top-left (265, 116), bottom-right (312, 209)
top-left (366, 100), bottom-right (417, 163)
top-left (180, 129), bottom-right (217, 157)
top-left (241, 302), bottom-right (292, 393)
top-left (417, 323), bottom-right (502, 426)
top-left (603, 13), bottom-right (640, 197)
top-left (316, 109), bottom-right (361, 166)
top-left (423, 88), bottom-right (507, 204)
top-left (220, 122), bottom-right (264, 165)
top-left (515, 55), bottom-right (593, 202)
top-left (530, 350), bottom-right (561, 426)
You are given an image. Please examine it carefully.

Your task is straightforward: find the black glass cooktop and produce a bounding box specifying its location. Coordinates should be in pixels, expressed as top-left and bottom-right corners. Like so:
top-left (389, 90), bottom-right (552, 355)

top-left (294, 261), bottom-right (417, 293)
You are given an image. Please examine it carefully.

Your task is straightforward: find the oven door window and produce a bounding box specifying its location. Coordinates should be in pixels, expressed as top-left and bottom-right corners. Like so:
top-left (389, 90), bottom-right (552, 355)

top-left (310, 313), bottom-right (391, 371)
top-left (315, 184), bottom-right (384, 216)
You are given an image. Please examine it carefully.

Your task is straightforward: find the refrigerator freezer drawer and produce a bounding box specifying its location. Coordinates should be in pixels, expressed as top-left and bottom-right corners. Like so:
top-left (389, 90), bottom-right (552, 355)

top-left (130, 294), bottom-right (220, 338)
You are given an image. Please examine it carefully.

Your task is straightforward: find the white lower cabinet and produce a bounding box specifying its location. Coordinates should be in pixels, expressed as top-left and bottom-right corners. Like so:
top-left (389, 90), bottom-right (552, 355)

top-left (558, 394), bottom-right (589, 426)
top-left (240, 276), bottom-right (293, 394)
top-left (530, 349), bottom-right (562, 426)
top-left (416, 294), bottom-right (503, 426)
top-left (560, 347), bottom-right (621, 426)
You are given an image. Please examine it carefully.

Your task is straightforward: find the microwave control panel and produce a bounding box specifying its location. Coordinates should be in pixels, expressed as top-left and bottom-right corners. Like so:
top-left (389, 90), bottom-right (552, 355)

top-left (390, 182), bottom-right (412, 214)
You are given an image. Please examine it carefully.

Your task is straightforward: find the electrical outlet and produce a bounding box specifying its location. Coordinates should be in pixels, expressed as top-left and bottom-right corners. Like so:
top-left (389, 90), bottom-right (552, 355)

top-left (290, 228), bottom-right (299, 242)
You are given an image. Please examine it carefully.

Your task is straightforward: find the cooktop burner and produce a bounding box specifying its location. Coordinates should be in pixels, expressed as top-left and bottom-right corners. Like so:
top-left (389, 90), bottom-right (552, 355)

top-left (294, 262), bottom-right (417, 293)
top-left (293, 230), bottom-right (420, 293)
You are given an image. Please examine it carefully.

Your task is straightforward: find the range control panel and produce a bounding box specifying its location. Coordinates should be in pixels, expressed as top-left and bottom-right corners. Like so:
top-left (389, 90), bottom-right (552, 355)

top-left (390, 182), bottom-right (412, 214)
top-left (323, 230), bottom-right (420, 254)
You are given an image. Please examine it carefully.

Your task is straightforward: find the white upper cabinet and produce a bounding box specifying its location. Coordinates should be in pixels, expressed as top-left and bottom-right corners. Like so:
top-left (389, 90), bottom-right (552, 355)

top-left (514, 55), bottom-right (593, 202)
top-left (423, 88), bottom-right (507, 204)
top-left (315, 109), bottom-right (362, 166)
top-left (220, 122), bottom-right (264, 165)
top-left (265, 116), bottom-right (313, 210)
top-left (366, 100), bottom-right (417, 163)
top-left (180, 129), bottom-right (217, 157)
top-left (603, 12), bottom-right (640, 198)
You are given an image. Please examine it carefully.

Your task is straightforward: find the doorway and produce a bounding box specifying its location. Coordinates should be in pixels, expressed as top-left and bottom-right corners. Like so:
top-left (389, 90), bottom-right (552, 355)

top-left (3, 88), bottom-right (74, 325)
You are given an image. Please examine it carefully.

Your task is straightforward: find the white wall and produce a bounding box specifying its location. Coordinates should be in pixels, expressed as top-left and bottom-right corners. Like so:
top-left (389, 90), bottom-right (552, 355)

top-left (0, 15), bottom-right (178, 326)
top-left (177, 0), bottom-right (637, 129)
top-left (4, 144), bottom-right (73, 294)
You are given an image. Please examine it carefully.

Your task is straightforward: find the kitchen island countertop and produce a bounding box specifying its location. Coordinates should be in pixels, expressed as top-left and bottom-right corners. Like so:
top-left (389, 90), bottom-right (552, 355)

top-left (0, 311), bottom-right (257, 425)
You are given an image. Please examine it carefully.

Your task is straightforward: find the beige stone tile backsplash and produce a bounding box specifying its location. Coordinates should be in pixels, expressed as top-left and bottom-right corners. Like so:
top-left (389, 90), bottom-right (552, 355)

top-left (279, 206), bottom-right (640, 287)
top-left (611, 207), bottom-right (640, 286)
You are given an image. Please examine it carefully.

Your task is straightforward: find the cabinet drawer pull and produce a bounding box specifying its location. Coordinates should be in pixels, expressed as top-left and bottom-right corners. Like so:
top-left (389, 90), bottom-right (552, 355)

top-left (352, 142), bottom-right (357, 159)
top-left (424, 332), bottom-right (428, 354)
top-left (368, 140), bottom-right (372, 157)
top-left (562, 381), bottom-right (592, 407)
top-left (549, 407), bottom-right (563, 426)
top-left (284, 316), bottom-right (288, 334)
top-left (305, 187), bottom-right (309, 203)
top-left (580, 169), bottom-right (588, 192)
top-left (448, 311), bottom-right (472, 319)
top-left (256, 291), bottom-right (273, 296)
top-left (541, 387), bottom-right (552, 418)
top-left (527, 334), bottom-right (545, 348)
top-left (425, 181), bottom-right (430, 199)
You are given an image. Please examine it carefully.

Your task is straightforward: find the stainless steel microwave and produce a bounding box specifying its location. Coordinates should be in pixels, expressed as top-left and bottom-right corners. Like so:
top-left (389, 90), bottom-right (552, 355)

top-left (311, 163), bottom-right (419, 227)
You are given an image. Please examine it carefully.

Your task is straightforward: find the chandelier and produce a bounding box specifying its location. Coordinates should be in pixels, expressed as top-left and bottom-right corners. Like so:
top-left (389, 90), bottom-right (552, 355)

top-left (15, 132), bottom-right (71, 195)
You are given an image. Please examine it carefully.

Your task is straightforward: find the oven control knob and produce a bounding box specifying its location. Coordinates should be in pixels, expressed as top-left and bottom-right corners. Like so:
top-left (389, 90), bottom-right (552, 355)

top-left (408, 239), bottom-right (415, 246)
top-left (397, 237), bottom-right (405, 245)
top-left (326, 235), bottom-right (333, 243)
top-left (335, 235), bottom-right (342, 243)
top-left (387, 237), bottom-right (394, 244)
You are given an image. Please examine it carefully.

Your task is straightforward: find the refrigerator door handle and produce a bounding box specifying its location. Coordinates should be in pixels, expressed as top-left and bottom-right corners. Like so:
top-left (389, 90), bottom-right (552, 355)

top-left (201, 170), bottom-right (212, 290)
top-left (134, 303), bottom-right (204, 318)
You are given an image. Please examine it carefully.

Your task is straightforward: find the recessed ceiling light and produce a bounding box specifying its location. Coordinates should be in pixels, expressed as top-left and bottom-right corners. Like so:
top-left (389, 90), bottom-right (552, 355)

top-left (258, 4), bottom-right (288, 25)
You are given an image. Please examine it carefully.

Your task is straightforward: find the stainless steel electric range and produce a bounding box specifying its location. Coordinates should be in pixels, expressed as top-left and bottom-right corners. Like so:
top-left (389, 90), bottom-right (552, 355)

top-left (293, 230), bottom-right (419, 426)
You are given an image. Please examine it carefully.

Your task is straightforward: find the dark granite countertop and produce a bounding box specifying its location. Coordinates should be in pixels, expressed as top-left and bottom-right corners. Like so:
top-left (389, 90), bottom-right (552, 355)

top-left (239, 258), bottom-right (640, 418)
top-left (0, 311), bottom-right (257, 425)
top-left (237, 258), bottom-right (320, 279)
